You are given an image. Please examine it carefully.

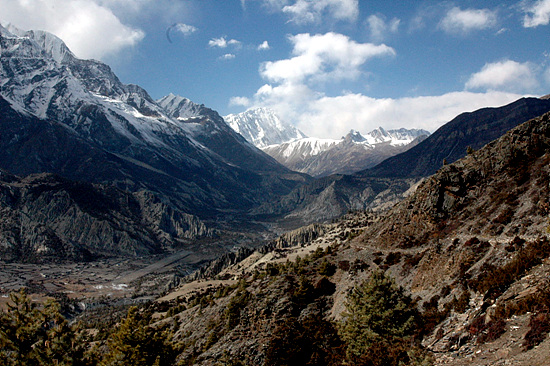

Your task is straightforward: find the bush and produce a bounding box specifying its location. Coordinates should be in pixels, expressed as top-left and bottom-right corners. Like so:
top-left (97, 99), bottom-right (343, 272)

top-left (523, 312), bottom-right (550, 350)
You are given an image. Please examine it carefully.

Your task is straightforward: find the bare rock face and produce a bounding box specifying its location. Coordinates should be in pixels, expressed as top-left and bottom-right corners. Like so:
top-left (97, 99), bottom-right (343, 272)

top-left (0, 172), bottom-right (214, 262)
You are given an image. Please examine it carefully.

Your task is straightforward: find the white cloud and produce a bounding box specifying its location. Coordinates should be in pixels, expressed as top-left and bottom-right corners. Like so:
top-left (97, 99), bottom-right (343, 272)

top-left (260, 32), bottom-right (395, 84)
top-left (256, 0), bottom-right (358, 24)
top-left (251, 90), bottom-right (521, 138)
top-left (366, 14), bottom-right (400, 42)
top-left (465, 60), bottom-right (539, 93)
top-left (0, 0), bottom-right (144, 60)
top-left (439, 6), bottom-right (497, 34)
top-left (209, 36), bottom-right (241, 48)
top-left (220, 53), bottom-right (236, 60)
top-left (173, 23), bottom-right (197, 36)
top-left (295, 91), bottom-right (522, 138)
top-left (258, 40), bottom-right (270, 50)
top-left (523, 0), bottom-right (550, 27)
top-left (229, 96), bottom-right (252, 107)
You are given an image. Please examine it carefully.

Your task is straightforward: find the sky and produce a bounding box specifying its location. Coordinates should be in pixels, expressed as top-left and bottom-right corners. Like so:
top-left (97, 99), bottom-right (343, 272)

top-left (2, 0), bottom-right (550, 138)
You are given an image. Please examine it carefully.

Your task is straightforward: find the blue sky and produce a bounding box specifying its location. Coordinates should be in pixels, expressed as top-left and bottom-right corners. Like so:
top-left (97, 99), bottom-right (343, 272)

top-left (2, 0), bottom-right (550, 138)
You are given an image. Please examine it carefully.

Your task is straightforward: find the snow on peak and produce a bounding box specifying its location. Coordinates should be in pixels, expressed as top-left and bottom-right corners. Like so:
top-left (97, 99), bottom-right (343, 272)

top-left (360, 127), bottom-right (430, 146)
top-left (1, 23), bottom-right (75, 64)
top-left (157, 94), bottom-right (204, 120)
top-left (224, 107), bottom-right (307, 148)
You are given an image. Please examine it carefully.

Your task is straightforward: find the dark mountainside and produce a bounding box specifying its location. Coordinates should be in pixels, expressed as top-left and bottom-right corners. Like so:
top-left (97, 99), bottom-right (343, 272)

top-left (0, 170), bottom-right (214, 262)
top-left (257, 96), bottom-right (550, 225)
top-left (365, 97), bottom-right (550, 178)
top-left (140, 109), bottom-right (550, 365)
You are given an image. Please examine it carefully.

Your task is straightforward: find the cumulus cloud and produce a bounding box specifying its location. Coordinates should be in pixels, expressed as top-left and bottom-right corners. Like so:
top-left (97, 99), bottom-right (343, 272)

top-left (465, 60), bottom-right (539, 93)
top-left (258, 40), bottom-right (270, 50)
top-left (294, 91), bottom-right (522, 138)
top-left (209, 36), bottom-right (241, 48)
top-left (366, 14), bottom-right (400, 42)
top-left (248, 83), bottom-right (522, 138)
top-left (523, 0), bottom-right (550, 27)
top-left (253, 0), bottom-right (358, 24)
top-left (220, 53), bottom-right (236, 60)
top-left (439, 6), bottom-right (497, 34)
top-left (260, 32), bottom-right (395, 84)
top-left (0, 0), bottom-right (144, 60)
top-left (234, 31), bottom-right (521, 138)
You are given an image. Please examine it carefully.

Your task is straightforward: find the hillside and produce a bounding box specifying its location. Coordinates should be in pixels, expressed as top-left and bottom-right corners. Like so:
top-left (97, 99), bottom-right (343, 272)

top-left (0, 171), bottom-right (213, 262)
top-left (145, 110), bottom-right (550, 365)
top-left (0, 25), bottom-right (305, 225)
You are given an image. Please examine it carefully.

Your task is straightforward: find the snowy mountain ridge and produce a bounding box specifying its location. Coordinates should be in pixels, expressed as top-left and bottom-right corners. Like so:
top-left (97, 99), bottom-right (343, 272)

top-left (224, 106), bottom-right (430, 176)
top-left (224, 107), bottom-right (307, 148)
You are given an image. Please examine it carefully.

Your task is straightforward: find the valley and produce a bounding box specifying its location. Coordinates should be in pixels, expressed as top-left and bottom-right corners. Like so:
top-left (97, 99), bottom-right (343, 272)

top-left (2, 21), bottom-right (550, 366)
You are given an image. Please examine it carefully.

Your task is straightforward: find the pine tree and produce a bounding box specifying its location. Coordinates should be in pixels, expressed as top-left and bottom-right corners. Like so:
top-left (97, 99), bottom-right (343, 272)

top-left (0, 289), bottom-right (79, 366)
top-left (100, 306), bottom-right (178, 366)
top-left (340, 271), bottom-right (428, 366)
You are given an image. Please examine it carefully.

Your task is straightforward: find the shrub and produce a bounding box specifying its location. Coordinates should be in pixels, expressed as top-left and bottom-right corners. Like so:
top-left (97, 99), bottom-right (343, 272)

top-left (318, 259), bottom-right (336, 277)
top-left (477, 319), bottom-right (506, 344)
top-left (523, 312), bottom-right (550, 350)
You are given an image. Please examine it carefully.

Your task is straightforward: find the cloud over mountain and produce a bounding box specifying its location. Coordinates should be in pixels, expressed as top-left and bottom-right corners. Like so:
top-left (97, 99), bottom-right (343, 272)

top-left (0, 0), bottom-right (144, 60)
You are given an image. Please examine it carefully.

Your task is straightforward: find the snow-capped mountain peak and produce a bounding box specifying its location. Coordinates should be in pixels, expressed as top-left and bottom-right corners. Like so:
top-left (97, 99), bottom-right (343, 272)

top-left (1, 23), bottom-right (75, 64)
top-left (224, 108), bottom-right (307, 148)
top-left (261, 127), bottom-right (430, 177)
top-left (363, 127), bottom-right (430, 146)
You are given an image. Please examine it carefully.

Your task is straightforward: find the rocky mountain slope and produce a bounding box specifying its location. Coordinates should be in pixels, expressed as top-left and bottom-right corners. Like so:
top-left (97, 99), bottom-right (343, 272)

top-left (260, 96), bottom-right (550, 225)
top-left (150, 109), bottom-right (550, 365)
top-left (224, 107), bottom-right (306, 148)
top-left (0, 25), bottom-right (306, 227)
top-left (264, 128), bottom-right (429, 177)
top-left (0, 170), bottom-right (213, 263)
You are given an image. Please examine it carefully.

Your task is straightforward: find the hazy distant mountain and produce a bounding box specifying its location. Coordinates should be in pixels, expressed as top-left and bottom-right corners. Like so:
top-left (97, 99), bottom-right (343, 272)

top-left (263, 127), bottom-right (430, 177)
top-left (224, 107), bottom-right (306, 148)
top-left (225, 107), bottom-right (429, 177)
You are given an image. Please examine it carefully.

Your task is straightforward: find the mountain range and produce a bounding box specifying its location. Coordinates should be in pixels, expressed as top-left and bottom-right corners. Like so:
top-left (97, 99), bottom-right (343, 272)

top-left (2, 23), bottom-right (550, 264)
top-left (225, 108), bottom-right (429, 177)
top-left (255, 96), bottom-right (550, 225)
top-left (0, 25), bottom-right (306, 221)
top-left (263, 127), bottom-right (429, 177)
